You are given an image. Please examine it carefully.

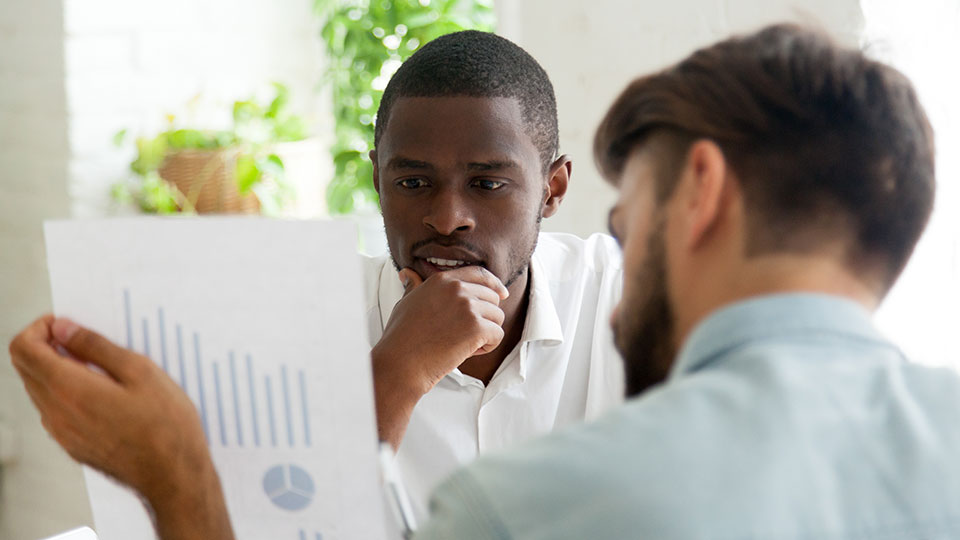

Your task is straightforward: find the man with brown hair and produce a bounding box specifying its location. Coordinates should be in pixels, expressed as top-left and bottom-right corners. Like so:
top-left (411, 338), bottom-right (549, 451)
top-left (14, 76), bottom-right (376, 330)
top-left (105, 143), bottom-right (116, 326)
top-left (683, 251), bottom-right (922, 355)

top-left (11, 23), bottom-right (960, 539)
top-left (415, 23), bottom-right (958, 538)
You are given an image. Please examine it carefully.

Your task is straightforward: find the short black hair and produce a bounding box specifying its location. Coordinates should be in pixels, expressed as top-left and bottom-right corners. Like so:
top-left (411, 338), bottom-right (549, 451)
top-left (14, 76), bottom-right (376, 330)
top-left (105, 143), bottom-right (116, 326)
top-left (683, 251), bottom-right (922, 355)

top-left (375, 30), bottom-right (559, 172)
top-left (595, 24), bottom-right (935, 291)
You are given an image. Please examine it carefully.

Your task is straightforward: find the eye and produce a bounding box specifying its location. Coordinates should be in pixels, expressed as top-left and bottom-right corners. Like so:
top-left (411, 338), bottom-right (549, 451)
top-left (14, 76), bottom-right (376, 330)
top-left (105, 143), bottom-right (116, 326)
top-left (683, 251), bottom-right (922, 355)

top-left (472, 178), bottom-right (505, 191)
top-left (397, 177), bottom-right (428, 189)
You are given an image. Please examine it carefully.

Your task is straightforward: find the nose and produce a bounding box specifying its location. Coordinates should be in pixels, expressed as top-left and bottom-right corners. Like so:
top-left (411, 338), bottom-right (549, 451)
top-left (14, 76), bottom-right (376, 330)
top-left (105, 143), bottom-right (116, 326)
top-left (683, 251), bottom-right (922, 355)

top-left (423, 188), bottom-right (475, 235)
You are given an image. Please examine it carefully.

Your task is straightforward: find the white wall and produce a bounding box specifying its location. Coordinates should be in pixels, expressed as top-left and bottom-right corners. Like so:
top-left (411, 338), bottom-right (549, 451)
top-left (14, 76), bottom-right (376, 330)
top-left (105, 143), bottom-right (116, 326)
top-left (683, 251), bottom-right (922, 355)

top-left (864, 0), bottom-right (960, 368)
top-left (0, 0), bottom-right (89, 538)
top-left (496, 0), bottom-right (865, 238)
top-left (65, 0), bottom-right (331, 218)
top-left (0, 1), bottom-right (328, 537)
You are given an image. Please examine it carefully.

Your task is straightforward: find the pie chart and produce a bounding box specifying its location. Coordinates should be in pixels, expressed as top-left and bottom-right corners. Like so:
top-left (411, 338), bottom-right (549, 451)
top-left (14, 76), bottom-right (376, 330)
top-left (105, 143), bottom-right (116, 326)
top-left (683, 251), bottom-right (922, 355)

top-left (262, 464), bottom-right (315, 511)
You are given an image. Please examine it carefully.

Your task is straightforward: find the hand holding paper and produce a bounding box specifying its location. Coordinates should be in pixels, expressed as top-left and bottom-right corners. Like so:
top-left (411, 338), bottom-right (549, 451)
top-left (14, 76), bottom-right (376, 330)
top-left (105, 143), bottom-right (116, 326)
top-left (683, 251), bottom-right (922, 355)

top-left (20, 218), bottom-right (390, 540)
top-left (10, 315), bottom-right (234, 540)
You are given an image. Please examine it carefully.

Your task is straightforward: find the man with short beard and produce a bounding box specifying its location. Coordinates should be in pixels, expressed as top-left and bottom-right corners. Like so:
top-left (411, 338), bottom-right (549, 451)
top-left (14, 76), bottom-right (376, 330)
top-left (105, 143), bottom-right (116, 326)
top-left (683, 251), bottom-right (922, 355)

top-left (414, 23), bottom-right (960, 538)
top-left (12, 23), bottom-right (960, 539)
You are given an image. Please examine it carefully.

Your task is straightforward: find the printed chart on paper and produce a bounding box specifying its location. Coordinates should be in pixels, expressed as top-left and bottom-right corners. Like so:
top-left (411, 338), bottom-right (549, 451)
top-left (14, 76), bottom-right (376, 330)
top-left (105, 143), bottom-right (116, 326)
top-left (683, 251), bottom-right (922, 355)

top-left (44, 218), bottom-right (389, 540)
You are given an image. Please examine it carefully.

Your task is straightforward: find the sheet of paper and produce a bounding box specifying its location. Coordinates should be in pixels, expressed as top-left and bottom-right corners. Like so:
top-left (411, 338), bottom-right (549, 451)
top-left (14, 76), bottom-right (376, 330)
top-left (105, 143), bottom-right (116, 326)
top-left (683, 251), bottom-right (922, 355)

top-left (44, 217), bottom-right (390, 540)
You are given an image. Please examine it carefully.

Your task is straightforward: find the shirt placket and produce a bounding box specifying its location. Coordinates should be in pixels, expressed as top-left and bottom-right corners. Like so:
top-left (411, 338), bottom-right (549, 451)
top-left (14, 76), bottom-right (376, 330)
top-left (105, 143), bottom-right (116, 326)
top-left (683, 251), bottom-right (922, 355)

top-left (476, 342), bottom-right (528, 453)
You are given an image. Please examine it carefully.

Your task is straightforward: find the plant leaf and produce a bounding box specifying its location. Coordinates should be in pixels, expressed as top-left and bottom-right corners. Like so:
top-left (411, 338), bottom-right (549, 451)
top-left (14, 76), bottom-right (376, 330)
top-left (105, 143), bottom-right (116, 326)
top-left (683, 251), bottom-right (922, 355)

top-left (235, 154), bottom-right (261, 194)
top-left (112, 129), bottom-right (128, 148)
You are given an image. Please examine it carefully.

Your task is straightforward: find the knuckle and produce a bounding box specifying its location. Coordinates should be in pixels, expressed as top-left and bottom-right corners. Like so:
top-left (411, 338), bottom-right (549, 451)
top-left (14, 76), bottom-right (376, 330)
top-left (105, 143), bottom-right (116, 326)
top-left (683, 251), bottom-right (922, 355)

top-left (468, 315), bottom-right (487, 334)
top-left (134, 358), bottom-right (159, 383)
top-left (8, 329), bottom-right (38, 358)
top-left (446, 278), bottom-right (466, 294)
top-left (8, 335), bottom-right (23, 357)
top-left (456, 296), bottom-right (475, 314)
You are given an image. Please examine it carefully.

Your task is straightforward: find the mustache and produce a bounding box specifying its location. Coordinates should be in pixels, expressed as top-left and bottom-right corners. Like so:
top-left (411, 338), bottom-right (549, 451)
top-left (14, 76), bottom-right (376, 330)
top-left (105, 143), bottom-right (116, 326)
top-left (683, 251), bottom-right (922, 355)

top-left (409, 236), bottom-right (487, 259)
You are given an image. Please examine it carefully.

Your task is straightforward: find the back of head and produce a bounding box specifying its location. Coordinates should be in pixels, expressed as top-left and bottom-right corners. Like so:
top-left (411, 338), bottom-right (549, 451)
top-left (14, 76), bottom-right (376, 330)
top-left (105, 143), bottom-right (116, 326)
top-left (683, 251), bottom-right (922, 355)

top-left (375, 30), bottom-right (559, 171)
top-left (595, 24), bottom-right (936, 292)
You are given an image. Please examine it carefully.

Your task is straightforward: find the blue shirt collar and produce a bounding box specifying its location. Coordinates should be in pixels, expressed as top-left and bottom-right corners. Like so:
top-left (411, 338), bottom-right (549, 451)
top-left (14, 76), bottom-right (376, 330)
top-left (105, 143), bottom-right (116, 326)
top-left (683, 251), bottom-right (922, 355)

top-left (669, 293), bottom-right (893, 382)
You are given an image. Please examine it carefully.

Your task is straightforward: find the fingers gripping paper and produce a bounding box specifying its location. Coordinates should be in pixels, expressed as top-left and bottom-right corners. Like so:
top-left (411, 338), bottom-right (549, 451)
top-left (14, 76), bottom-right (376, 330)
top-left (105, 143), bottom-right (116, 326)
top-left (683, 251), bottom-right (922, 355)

top-left (44, 218), bottom-right (390, 540)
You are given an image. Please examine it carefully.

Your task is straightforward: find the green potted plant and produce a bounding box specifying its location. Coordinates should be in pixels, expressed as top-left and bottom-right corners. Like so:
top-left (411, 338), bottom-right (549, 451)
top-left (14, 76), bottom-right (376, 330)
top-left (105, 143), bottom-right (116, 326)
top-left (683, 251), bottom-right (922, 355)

top-left (113, 83), bottom-right (314, 216)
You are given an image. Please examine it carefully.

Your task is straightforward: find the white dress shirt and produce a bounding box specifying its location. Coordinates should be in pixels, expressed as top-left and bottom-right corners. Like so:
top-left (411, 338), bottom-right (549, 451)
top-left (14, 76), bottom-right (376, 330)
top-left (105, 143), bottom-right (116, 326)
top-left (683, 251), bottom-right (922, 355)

top-left (362, 232), bottom-right (625, 520)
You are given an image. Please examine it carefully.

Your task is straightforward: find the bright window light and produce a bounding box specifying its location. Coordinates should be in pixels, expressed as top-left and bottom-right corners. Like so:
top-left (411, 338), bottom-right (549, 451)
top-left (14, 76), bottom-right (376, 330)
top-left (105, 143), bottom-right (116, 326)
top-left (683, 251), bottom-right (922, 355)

top-left (864, 0), bottom-right (960, 369)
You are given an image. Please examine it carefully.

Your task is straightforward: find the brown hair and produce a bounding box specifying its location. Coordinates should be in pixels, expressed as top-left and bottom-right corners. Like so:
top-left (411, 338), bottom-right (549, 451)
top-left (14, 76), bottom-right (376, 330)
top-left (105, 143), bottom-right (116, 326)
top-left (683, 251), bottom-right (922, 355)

top-left (594, 24), bottom-right (936, 289)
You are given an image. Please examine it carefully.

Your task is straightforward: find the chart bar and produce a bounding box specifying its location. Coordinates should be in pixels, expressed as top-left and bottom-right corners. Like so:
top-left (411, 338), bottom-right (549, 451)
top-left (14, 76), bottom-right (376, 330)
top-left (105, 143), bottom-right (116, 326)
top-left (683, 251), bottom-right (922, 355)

top-left (194, 333), bottom-right (210, 442)
top-left (229, 352), bottom-right (244, 447)
top-left (213, 361), bottom-right (227, 446)
top-left (298, 530), bottom-right (306, 540)
top-left (158, 308), bottom-right (168, 373)
top-left (141, 318), bottom-right (150, 358)
top-left (176, 324), bottom-right (187, 391)
top-left (118, 290), bottom-right (316, 454)
top-left (299, 370), bottom-right (311, 447)
top-left (246, 354), bottom-right (260, 447)
top-left (282, 365), bottom-right (294, 447)
top-left (266, 375), bottom-right (278, 447)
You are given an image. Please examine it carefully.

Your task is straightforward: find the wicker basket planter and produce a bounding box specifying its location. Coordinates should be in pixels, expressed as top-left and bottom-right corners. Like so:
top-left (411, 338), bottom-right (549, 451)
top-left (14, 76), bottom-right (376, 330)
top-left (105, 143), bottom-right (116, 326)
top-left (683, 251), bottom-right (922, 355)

top-left (157, 148), bottom-right (259, 214)
top-left (155, 138), bottom-right (326, 216)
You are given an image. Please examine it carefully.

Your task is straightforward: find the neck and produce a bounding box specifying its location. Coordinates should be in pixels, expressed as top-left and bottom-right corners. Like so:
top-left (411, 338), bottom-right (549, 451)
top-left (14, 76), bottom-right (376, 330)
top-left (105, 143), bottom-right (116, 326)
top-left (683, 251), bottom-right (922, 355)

top-left (673, 253), bottom-right (882, 352)
top-left (459, 266), bottom-right (531, 384)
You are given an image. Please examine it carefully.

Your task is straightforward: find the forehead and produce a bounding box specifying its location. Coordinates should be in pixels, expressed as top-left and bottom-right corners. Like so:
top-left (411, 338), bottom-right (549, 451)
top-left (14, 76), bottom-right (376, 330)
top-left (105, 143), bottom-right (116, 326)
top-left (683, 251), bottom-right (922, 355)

top-left (378, 96), bottom-right (539, 170)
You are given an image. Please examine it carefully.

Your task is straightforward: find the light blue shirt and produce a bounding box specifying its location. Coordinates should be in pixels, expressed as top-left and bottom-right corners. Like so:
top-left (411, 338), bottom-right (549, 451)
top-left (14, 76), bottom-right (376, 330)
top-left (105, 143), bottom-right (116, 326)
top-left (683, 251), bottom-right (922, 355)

top-left (414, 294), bottom-right (960, 539)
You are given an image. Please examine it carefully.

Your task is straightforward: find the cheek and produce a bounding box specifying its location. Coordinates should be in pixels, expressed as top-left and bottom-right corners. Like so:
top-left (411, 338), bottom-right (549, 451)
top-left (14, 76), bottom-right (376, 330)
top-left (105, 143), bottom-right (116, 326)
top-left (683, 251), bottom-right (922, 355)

top-left (609, 302), bottom-right (621, 329)
top-left (380, 197), bottom-right (419, 233)
top-left (483, 196), bottom-right (536, 236)
top-left (621, 235), bottom-right (649, 277)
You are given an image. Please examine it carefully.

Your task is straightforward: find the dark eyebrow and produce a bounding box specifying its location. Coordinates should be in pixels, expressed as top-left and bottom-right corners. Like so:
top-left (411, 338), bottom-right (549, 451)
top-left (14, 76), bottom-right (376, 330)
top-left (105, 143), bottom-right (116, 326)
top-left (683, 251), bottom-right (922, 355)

top-left (386, 156), bottom-right (433, 171)
top-left (466, 160), bottom-right (521, 172)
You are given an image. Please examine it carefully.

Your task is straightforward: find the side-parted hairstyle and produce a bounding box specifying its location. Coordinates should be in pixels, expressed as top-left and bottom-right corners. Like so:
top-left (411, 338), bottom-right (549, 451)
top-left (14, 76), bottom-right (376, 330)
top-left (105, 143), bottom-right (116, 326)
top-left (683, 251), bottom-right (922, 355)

top-left (594, 24), bottom-right (935, 290)
top-left (375, 30), bottom-right (559, 171)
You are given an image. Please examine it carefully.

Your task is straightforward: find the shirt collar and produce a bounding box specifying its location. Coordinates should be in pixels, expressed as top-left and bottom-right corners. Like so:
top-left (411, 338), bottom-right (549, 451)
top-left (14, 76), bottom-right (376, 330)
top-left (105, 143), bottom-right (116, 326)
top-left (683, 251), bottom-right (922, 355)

top-left (377, 258), bottom-right (404, 328)
top-left (483, 253), bottom-right (564, 387)
top-left (521, 251), bottom-right (564, 347)
top-left (376, 251), bottom-right (564, 346)
top-left (669, 293), bottom-right (892, 382)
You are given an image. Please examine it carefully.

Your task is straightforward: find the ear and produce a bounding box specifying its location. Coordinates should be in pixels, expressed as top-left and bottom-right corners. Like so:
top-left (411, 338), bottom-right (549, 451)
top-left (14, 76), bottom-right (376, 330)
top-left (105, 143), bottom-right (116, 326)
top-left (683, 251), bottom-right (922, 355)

top-left (541, 154), bottom-right (571, 218)
top-left (370, 149), bottom-right (381, 196)
top-left (677, 140), bottom-right (729, 250)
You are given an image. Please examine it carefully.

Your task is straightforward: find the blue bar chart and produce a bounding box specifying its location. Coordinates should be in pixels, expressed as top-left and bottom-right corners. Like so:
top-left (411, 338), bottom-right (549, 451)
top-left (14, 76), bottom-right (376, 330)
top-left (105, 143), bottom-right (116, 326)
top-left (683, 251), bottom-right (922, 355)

top-left (47, 218), bottom-right (389, 540)
top-left (122, 288), bottom-right (313, 451)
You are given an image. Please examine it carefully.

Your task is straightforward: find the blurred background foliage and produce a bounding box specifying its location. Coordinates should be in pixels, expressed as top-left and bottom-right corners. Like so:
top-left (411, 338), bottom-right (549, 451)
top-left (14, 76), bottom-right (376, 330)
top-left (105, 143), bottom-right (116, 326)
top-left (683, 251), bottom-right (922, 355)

top-left (113, 83), bottom-right (308, 215)
top-left (315, 0), bottom-right (496, 215)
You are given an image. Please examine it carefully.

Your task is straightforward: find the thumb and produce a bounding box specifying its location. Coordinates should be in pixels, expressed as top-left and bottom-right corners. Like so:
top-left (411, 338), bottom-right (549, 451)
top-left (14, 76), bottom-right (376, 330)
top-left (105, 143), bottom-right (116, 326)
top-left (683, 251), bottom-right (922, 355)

top-left (52, 318), bottom-right (142, 382)
top-left (398, 268), bottom-right (424, 297)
